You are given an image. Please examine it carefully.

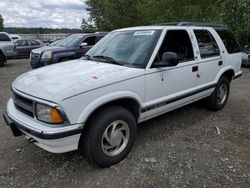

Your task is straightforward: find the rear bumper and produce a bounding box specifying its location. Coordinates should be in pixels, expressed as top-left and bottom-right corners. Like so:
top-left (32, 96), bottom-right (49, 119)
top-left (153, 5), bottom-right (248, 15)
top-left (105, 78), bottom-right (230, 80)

top-left (4, 99), bottom-right (83, 153)
top-left (233, 71), bottom-right (242, 80)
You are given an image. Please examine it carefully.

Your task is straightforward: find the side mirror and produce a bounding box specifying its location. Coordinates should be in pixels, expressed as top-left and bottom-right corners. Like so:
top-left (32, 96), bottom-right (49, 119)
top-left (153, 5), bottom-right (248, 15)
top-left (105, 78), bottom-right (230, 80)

top-left (154, 52), bottom-right (179, 67)
top-left (80, 42), bottom-right (88, 48)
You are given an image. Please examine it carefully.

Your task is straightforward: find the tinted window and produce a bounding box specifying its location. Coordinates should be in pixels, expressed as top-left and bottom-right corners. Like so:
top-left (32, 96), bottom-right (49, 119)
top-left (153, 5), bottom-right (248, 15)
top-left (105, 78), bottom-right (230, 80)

top-left (95, 36), bottom-right (104, 43)
top-left (56, 35), bottom-right (84, 48)
top-left (155, 30), bottom-right (194, 63)
top-left (0, 33), bottom-right (11, 41)
top-left (194, 30), bottom-right (220, 58)
top-left (16, 40), bottom-right (27, 46)
top-left (29, 40), bottom-right (40, 46)
top-left (84, 36), bottom-right (96, 46)
top-left (215, 29), bottom-right (241, 54)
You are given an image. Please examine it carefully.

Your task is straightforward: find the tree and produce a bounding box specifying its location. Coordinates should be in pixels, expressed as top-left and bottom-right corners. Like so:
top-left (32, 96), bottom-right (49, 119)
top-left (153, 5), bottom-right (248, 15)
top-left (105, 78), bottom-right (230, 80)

top-left (218, 0), bottom-right (250, 45)
top-left (81, 19), bottom-right (96, 32)
top-left (84, 0), bottom-right (250, 45)
top-left (0, 14), bottom-right (4, 31)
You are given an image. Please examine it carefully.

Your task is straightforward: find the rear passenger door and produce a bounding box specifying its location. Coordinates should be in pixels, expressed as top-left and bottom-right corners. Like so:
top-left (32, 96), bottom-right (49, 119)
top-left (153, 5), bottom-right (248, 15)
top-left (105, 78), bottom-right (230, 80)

top-left (15, 40), bottom-right (28, 57)
top-left (192, 29), bottom-right (222, 87)
top-left (28, 40), bottom-right (41, 49)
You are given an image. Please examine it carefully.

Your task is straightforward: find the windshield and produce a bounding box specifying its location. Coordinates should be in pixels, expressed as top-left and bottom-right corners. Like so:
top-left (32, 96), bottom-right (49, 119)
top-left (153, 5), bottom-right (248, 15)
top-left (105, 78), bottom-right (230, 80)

top-left (56, 35), bottom-right (84, 48)
top-left (86, 30), bottom-right (162, 68)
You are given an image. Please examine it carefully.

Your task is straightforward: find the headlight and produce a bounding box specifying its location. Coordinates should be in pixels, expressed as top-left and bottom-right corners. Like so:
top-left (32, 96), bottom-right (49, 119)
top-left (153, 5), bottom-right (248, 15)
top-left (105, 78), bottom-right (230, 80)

top-left (36, 103), bottom-right (63, 124)
top-left (41, 51), bottom-right (52, 59)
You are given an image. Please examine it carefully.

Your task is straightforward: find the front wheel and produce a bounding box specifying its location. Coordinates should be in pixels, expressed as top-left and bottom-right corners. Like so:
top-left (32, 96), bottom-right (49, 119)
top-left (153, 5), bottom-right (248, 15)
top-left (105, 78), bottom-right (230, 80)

top-left (79, 106), bottom-right (137, 168)
top-left (206, 77), bottom-right (230, 111)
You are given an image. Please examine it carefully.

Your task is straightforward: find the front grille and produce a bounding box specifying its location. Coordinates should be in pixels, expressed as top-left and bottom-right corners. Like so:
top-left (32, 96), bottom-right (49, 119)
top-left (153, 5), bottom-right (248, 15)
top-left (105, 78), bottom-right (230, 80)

top-left (13, 92), bottom-right (34, 118)
top-left (31, 52), bottom-right (40, 62)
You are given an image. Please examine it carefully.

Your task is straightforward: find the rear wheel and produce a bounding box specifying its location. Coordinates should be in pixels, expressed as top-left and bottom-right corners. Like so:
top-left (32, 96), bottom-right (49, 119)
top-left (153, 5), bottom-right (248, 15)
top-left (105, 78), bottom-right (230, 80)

top-left (79, 106), bottom-right (137, 168)
top-left (206, 77), bottom-right (230, 111)
top-left (0, 53), bottom-right (5, 67)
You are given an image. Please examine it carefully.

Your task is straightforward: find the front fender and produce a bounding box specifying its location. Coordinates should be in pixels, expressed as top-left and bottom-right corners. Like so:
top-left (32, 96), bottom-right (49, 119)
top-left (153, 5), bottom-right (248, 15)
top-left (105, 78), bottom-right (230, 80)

top-left (76, 91), bottom-right (144, 124)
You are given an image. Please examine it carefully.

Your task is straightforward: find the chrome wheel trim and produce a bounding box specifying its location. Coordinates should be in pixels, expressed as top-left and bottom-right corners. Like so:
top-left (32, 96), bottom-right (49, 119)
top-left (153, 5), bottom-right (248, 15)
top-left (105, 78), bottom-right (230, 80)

top-left (217, 83), bottom-right (228, 105)
top-left (101, 120), bottom-right (130, 157)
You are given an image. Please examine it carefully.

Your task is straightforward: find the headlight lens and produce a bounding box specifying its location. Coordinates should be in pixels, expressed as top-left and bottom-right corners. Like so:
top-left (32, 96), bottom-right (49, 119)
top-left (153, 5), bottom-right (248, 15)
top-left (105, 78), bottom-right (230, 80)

top-left (36, 103), bottom-right (63, 124)
top-left (41, 51), bottom-right (52, 59)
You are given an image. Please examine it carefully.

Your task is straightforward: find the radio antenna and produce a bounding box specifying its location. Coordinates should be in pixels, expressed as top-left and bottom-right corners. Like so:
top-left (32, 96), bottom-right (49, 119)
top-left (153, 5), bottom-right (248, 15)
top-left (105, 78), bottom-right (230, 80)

top-left (64, 8), bottom-right (68, 48)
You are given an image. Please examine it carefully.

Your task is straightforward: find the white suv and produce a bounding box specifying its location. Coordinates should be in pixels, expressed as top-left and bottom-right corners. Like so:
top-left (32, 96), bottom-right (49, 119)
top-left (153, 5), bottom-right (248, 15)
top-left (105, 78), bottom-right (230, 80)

top-left (4, 23), bottom-right (242, 167)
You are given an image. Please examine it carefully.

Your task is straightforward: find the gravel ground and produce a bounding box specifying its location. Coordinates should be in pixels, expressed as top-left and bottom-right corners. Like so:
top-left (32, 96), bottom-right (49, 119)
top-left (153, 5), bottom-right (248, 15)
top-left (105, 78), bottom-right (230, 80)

top-left (0, 59), bottom-right (250, 188)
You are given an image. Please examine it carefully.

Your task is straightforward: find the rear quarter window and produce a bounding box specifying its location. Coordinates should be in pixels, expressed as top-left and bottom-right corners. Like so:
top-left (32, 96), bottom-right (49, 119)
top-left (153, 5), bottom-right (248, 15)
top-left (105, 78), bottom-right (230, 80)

top-left (215, 29), bottom-right (241, 54)
top-left (0, 33), bottom-right (11, 41)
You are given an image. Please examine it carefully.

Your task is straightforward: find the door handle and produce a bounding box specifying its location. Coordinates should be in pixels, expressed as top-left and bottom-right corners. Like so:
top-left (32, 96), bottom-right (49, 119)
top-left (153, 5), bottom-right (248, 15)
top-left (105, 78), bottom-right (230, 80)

top-left (192, 66), bottom-right (198, 72)
top-left (218, 61), bottom-right (223, 66)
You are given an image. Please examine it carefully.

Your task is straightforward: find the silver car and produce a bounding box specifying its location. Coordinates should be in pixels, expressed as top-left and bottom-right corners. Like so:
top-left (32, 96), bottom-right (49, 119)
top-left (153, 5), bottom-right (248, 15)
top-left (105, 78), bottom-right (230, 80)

top-left (0, 32), bottom-right (15, 67)
top-left (242, 52), bottom-right (250, 67)
top-left (15, 39), bottom-right (44, 58)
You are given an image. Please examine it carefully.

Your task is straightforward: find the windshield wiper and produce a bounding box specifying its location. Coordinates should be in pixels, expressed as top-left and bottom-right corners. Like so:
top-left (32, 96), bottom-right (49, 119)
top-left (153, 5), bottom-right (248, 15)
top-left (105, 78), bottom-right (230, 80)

top-left (82, 54), bottom-right (91, 60)
top-left (92, 55), bottom-right (123, 66)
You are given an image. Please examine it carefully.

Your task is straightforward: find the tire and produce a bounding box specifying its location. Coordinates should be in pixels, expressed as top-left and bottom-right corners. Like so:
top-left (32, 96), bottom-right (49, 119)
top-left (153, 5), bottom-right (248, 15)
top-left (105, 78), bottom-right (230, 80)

top-left (30, 63), bottom-right (38, 69)
top-left (206, 77), bottom-right (230, 111)
top-left (79, 106), bottom-right (137, 168)
top-left (0, 53), bottom-right (5, 67)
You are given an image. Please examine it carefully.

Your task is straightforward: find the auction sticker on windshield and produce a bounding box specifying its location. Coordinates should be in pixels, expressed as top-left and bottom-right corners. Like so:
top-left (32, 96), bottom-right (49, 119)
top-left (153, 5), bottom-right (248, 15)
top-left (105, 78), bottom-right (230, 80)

top-left (134, 30), bottom-right (155, 36)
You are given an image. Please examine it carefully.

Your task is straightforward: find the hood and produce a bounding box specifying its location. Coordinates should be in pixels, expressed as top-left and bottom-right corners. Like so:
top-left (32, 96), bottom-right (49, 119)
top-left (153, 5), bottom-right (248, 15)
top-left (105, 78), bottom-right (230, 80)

top-left (13, 59), bottom-right (143, 102)
top-left (32, 45), bottom-right (64, 54)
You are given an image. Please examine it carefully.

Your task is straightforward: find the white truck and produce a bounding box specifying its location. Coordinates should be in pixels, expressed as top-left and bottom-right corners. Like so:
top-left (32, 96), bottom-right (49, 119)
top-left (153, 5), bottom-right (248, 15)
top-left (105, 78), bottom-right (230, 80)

top-left (0, 32), bottom-right (15, 67)
top-left (4, 22), bottom-right (242, 167)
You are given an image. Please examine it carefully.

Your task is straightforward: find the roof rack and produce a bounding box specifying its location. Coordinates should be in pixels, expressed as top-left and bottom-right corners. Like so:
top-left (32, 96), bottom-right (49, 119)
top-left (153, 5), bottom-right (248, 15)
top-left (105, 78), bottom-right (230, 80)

top-left (156, 22), bottom-right (227, 28)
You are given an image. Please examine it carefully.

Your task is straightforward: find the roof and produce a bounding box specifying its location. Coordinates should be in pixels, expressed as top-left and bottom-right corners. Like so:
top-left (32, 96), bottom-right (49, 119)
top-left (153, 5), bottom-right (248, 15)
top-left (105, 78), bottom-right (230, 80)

top-left (114, 22), bottom-right (227, 32)
top-left (155, 22), bottom-right (227, 28)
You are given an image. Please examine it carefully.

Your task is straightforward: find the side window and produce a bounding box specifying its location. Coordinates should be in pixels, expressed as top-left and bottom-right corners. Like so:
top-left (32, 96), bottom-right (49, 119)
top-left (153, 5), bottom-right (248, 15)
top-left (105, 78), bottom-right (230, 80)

top-left (194, 30), bottom-right (220, 58)
top-left (95, 36), bottom-right (104, 44)
top-left (155, 30), bottom-right (194, 63)
top-left (215, 29), bottom-right (241, 54)
top-left (29, 40), bottom-right (40, 46)
top-left (16, 40), bottom-right (27, 46)
top-left (83, 36), bottom-right (96, 46)
top-left (0, 33), bottom-right (11, 41)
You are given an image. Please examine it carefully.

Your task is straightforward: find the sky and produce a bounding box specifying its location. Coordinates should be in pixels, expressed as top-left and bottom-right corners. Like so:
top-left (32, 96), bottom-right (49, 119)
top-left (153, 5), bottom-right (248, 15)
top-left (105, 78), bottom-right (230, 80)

top-left (0, 0), bottom-right (88, 28)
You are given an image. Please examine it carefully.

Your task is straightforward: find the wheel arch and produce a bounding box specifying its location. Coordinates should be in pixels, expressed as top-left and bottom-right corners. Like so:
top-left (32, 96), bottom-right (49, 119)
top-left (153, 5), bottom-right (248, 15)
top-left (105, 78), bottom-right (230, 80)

top-left (84, 97), bottom-right (141, 125)
top-left (216, 67), bottom-right (235, 83)
top-left (220, 69), bottom-right (235, 82)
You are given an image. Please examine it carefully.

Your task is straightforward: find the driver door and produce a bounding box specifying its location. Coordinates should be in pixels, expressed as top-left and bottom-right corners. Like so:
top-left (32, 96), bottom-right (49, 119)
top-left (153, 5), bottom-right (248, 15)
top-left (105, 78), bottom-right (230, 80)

top-left (77, 36), bottom-right (96, 58)
top-left (144, 29), bottom-right (200, 119)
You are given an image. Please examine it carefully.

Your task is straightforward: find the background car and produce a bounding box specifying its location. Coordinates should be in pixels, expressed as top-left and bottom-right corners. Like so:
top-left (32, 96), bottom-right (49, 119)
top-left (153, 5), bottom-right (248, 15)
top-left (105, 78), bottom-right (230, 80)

top-left (48, 39), bottom-right (61, 46)
top-left (243, 53), bottom-right (250, 67)
top-left (0, 32), bottom-right (15, 67)
top-left (14, 39), bottom-right (44, 58)
top-left (10, 34), bottom-right (22, 42)
top-left (30, 32), bottom-right (108, 68)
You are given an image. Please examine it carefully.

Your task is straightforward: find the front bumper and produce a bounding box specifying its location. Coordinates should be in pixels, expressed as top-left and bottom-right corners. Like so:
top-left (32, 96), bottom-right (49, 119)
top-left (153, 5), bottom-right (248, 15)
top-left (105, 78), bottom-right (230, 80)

top-left (4, 99), bottom-right (83, 153)
top-left (30, 59), bottom-right (52, 68)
